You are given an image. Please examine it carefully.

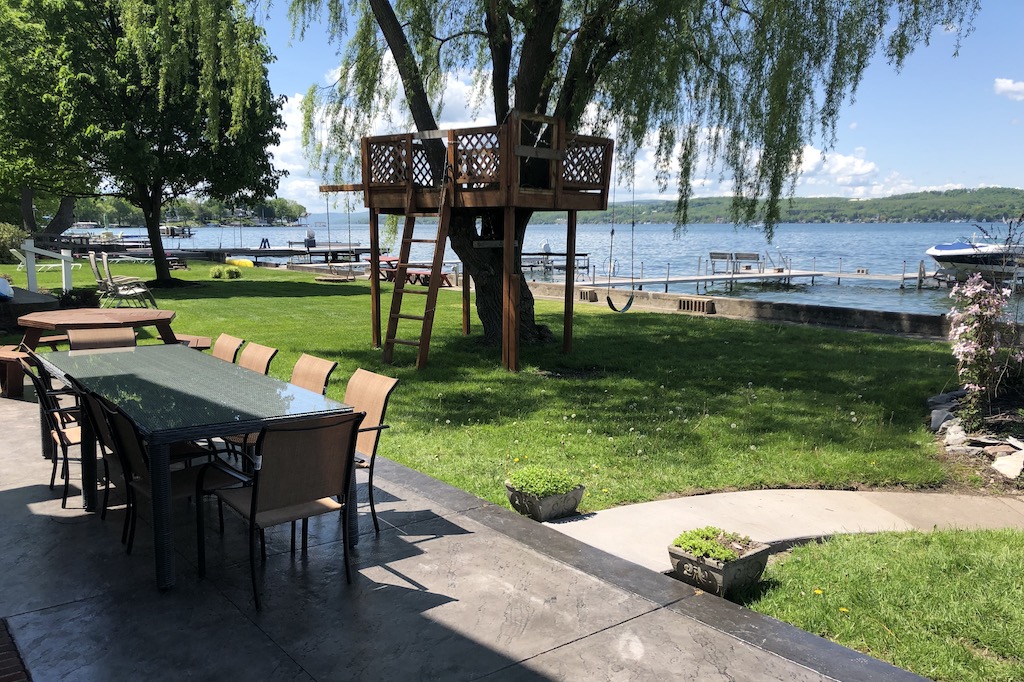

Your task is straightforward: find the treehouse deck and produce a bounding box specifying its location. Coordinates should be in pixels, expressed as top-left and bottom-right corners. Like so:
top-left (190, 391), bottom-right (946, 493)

top-left (320, 112), bottom-right (613, 371)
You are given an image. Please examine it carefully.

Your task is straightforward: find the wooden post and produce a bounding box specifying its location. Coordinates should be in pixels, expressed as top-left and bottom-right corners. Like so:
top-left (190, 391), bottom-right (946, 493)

top-left (563, 211), bottom-right (577, 354)
top-left (369, 210), bottom-right (382, 348)
top-left (462, 268), bottom-right (471, 335)
top-left (502, 204), bottom-right (518, 371)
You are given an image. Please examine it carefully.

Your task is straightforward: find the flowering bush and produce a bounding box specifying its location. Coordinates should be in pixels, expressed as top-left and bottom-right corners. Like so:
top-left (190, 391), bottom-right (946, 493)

top-left (948, 273), bottom-right (1022, 429)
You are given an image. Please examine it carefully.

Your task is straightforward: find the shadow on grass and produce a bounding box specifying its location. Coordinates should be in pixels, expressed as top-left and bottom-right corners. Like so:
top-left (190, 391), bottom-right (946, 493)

top-left (155, 278), bottom-right (368, 301)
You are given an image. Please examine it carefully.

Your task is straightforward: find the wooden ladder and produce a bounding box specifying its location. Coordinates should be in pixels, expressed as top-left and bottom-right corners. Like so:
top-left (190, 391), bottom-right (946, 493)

top-left (382, 173), bottom-right (453, 369)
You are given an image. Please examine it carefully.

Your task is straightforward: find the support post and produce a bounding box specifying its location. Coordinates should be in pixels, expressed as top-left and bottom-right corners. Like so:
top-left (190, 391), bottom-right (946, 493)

top-left (563, 211), bottom-right (577, 354)
top-left (462, 268), bottom-right (471, 335)
top-left (369, 210), bottom-right (382, 348)
top-left (502, 205), bottom-right (518, 371)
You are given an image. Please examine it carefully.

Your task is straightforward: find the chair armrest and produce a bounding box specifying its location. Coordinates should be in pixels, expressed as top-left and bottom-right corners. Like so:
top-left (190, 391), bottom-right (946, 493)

top-left (357, 424), bottom-right (389, 434)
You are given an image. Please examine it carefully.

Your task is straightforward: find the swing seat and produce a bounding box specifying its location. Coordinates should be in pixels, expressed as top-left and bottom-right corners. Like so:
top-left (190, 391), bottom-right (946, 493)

top-left (606, 293), bottom-right (634, 313)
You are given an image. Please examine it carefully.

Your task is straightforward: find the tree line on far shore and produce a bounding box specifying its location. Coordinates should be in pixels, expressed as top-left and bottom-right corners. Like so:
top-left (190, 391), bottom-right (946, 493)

top-left (541, 187), bottom-right (1024, 226)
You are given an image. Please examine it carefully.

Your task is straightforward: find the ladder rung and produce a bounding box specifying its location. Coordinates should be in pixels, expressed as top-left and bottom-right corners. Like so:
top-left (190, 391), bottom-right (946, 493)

top-left (394, 288), bottom-right (428, 295)
top-left (393, 314), bottom-right (426, 321)
top-left (390, 339), bottom-right (421, 347)
top-left (407, 212), bottom-right (438, 217)
top-left (404, 238), bottom-right (438, 244)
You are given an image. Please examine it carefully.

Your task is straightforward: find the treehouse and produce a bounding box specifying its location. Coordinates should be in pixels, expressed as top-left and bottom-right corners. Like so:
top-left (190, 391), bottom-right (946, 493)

top-left (320, 111), bottom-right (613, 371)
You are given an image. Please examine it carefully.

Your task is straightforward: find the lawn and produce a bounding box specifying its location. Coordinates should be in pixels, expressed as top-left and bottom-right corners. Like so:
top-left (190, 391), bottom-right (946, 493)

top-left (1, 261), bottom-right (960, 510)
top-left (744, 529), bottom-right (1024, 682)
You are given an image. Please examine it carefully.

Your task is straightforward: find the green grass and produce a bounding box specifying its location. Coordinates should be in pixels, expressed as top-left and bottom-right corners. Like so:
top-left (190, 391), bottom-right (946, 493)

top-left (743, 530), bottom-right (1024, 682)
top-left (1, 261), bottom-right (959, 510)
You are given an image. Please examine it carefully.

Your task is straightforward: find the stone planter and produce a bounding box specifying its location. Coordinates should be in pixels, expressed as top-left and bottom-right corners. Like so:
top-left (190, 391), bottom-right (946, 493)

top-left (667, 542), bottom-right (771, 598)
top-left (505, 482), bottom-right (585, 522)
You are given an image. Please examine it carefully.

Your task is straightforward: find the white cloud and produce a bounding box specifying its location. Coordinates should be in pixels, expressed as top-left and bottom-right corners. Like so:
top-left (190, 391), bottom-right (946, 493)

top-left (994, 78), bottom-right (1024, 101)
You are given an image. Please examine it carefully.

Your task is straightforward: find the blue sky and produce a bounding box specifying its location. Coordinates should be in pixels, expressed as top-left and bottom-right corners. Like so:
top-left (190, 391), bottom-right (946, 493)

top-left (255, 4), bottom-right (1024, 210)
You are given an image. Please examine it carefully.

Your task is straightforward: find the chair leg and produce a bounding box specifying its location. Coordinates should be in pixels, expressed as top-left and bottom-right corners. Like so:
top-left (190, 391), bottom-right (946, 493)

top-left (259, 529), bottom-right (266, 561)
top-left (341, 505), bottom-right (351, 584)
top-left (60, 446), bottom-right (70, 509)
top-left (100, 458), bottom-right (110, 521)
top-left (301, 518), bottom-right (309, 554)
top-left (196, 494), bottom-right (207, 578)
top-left (290, 521), bottom-right (296, 555)
top-left (367, 464), bottom-right (380, 533)
top-left (249, 525), bottom-right (261, 611)
top-left (126, 490), bottom-right (138, 555)
top-left (49, 445), bottom-right (58, 490)
top-left (218, 498), bottom-right (224, 533)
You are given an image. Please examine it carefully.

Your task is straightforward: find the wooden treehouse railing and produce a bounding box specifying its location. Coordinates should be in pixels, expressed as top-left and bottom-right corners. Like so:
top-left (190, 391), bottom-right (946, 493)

top-left (321, 112), bottom-right (614, 215)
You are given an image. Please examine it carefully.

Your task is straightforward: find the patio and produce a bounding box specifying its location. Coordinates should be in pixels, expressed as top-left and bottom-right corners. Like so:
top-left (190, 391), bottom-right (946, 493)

top-left (0, 393), bottom-right (921, 681)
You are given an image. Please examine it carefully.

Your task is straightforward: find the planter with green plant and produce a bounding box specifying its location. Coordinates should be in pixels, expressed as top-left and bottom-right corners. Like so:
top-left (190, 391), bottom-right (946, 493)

top-left (505, 464), bottom-right (585, 522)
top-left (668, 526), bottom-right (770, 598)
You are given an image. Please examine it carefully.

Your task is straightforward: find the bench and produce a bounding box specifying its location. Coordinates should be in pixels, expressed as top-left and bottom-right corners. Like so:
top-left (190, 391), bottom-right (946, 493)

top-left (732, 252), bottom-right (764, 273)
top-left (38, 334), bottom-right (68, 350)
top-left (0, 345), bottom-right (28, 398)
top-left (173, 334), bottom-right (212, 351)
top-left (406, 270), bottom-right (453, 287)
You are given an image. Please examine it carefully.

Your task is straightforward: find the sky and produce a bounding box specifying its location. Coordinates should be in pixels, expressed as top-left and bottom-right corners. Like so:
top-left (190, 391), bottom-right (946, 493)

top-left (253, 3), bottom-right (1024, 211)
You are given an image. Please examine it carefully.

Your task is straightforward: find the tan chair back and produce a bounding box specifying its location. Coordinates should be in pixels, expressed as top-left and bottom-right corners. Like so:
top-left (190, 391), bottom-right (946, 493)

top-left (343, 369), bottom-right (399, 458)
top-left (238, 342), bottom-right (278, 375)
top-left (212, 333), bottom-right (245, 362)
top-left (252, 411), bottom-right (364, 512)
top-left (290, 353), bottom-right (338, 395)
top-left (99, 402), bottom-right (150, 485)
top-left (67, 327), bottom-right (137, 350)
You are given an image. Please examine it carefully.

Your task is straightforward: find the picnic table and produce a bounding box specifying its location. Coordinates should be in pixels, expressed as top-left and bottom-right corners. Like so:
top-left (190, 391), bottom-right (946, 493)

top-left (17, 308), bottom-right (181, 350)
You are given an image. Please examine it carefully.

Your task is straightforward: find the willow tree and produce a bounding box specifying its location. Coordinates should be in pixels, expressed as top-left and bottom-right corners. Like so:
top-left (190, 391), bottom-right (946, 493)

top-left (290, 0), bottom-right (979, 344)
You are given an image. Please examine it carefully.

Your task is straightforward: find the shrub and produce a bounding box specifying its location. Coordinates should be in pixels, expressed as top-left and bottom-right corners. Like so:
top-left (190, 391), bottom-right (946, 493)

top-left (225, 266), bottom-right (242, 279)
top-left (948, 272), bottom-right (1022, 429)
top-left (0, 223), bottom-right (28, 265)
top-left (52, 288), bottom-right (101, 309)
top-left (209, 266), bottom-right (225, 279)
top-left (671, 526), bottom-right (753, 562)
top-left (506, 464), bottom-right (580, 497)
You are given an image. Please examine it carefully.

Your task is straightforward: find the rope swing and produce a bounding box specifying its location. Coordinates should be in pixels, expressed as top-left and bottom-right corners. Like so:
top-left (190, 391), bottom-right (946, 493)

top-left (606, 174), bottom-right (636, 313)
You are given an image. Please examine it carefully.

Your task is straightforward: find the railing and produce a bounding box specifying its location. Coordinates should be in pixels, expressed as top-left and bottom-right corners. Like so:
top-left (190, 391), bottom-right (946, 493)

top-left (343, 111), bottom-right (613, 212)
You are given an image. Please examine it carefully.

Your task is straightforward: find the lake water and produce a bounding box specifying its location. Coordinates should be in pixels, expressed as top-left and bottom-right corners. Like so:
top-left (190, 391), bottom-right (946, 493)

top-left (93, 220), bottom-right (993, 316)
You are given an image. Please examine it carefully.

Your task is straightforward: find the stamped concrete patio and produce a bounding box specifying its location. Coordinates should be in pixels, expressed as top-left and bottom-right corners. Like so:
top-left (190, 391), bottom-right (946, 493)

top-left (0, 393), bottom-right (923, 681)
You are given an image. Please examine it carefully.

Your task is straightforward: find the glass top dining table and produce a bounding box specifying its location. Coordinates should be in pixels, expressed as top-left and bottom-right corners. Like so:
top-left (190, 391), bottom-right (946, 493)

top-left (40, 343), bottom-right (353, 589)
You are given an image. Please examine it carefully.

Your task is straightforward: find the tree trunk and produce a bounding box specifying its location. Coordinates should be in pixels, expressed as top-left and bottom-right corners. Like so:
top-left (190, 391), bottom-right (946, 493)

top-left (38, 197), bottom-right (77, 235)
top-left (20, 187), bottom-right (37, 233)
top-left (137, 187), bottom-right (173, 282)
top-left (447, 209), bottom-right (554, 346)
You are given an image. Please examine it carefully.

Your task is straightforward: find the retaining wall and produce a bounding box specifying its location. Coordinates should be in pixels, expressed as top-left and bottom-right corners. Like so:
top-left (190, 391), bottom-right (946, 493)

top-left (528, 281), bottom-right (949, 338)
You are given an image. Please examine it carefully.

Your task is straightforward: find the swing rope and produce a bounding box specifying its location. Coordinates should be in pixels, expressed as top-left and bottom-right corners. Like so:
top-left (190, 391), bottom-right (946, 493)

top-left (606, 165), bottom-right (635, 313)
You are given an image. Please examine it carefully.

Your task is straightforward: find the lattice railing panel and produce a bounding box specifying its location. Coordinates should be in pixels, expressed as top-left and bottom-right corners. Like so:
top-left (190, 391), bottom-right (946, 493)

top-left (411, 146), bottom-right (441, 187)
top-left (562, 140), bottom-right (608, 188)
top-left (455, 132), bottom-right (501, 185)
top-left (368, 142), bottom-right (409, 185)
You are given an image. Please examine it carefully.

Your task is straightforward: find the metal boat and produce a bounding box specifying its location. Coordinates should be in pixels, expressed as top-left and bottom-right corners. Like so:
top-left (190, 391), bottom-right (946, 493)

top-left (925, 238), bottom-right (1024, 281)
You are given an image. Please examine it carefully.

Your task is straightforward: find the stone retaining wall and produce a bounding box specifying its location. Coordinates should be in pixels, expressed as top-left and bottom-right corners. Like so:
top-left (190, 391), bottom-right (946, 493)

top-left (528, 281), bottom-right (949, 338)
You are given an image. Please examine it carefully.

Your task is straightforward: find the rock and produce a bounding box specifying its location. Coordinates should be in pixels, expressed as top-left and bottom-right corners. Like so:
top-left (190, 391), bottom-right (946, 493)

top-left (944, 424), bottom-right (969, 447)
top-left (991, 451), bottom-right (1024, 479)
top-left (927, 390), bottom-right (967, 409)
top-left (930, 409), bottom-right (953, 432)
top-left (984, 444), bottom-right (1018, 458)
top-left (945, 445), bottom-right (986, 457)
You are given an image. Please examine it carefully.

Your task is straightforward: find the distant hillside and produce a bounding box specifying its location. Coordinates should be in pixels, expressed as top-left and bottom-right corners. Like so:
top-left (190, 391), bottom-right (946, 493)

top-left (535, 187), bottom-right (1024, 225)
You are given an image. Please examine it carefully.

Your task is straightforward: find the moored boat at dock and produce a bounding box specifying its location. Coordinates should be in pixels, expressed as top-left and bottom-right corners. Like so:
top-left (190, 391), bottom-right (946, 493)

top-left (925, 238), bottom-right (1024, 281)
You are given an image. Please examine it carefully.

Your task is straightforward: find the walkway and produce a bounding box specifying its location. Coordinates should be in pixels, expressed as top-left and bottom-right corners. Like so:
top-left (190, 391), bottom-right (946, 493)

top-left (548, 488), bottom-right (1024, 573)
top-left (2, 393), bottom-right (924, 681)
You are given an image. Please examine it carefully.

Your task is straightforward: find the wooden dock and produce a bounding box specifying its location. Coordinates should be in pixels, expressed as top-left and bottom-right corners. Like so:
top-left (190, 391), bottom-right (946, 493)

top-left (596, 267), bottom-right (933, 292)
top-left (169, 243), bottom-right (376, 264)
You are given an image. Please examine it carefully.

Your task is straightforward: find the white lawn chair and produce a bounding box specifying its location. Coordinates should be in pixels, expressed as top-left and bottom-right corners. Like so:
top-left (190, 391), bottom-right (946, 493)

top-left (11, 248), bottom-right (67, 272)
